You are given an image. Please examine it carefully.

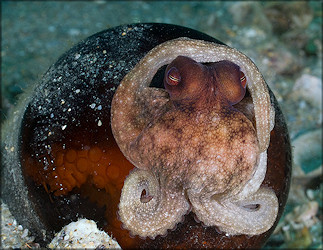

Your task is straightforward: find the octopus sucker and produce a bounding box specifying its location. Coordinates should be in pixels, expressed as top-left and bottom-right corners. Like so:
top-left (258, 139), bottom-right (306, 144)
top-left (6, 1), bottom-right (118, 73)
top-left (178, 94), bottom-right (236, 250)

top-left (110, 37), bottom-right (278, 239)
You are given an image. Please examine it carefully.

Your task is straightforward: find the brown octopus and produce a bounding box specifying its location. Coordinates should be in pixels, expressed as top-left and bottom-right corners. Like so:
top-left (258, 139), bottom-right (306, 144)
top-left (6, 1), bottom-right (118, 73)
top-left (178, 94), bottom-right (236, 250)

top-left (111, 38), bottom-right (278, 239)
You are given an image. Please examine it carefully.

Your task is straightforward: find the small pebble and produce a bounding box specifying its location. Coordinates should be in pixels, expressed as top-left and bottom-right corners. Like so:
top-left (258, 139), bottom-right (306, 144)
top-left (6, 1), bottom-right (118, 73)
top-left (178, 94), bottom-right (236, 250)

top-left (292, 74), bottom-right (322, 109)
top-left (21, 229), bottom-right (29, 238)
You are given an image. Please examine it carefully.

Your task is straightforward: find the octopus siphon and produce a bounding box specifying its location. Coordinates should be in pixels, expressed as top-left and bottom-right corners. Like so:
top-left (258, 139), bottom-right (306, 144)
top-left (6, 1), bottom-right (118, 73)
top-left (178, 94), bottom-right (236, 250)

top-left (111, 38), bottom-right (278, 239)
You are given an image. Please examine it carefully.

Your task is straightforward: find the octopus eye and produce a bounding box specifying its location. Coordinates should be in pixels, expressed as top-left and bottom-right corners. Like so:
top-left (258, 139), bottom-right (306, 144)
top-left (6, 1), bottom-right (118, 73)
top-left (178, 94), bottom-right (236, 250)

top-left (166, 67), bottom-right (181, 86)
top-left (240, 71), bottom-right (247, 88)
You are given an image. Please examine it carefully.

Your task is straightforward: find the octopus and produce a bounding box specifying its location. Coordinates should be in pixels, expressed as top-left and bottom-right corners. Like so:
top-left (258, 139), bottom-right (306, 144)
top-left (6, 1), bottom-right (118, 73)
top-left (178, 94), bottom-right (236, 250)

top-left (111, 38), bottom-right (278, 239)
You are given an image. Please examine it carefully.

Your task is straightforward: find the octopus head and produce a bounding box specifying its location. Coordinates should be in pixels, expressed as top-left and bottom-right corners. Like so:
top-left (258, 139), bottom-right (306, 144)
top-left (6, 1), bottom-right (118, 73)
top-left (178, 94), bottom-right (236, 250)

top-left (164, 56), bottom-right (247, 107)
top-left (111, 38), bottom-right (278, 239)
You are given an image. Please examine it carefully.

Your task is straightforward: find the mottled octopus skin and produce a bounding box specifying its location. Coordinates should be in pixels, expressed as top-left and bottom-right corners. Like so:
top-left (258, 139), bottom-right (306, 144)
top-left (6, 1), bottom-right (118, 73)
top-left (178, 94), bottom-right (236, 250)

top-left (111, 38), bottom-right (278, 239)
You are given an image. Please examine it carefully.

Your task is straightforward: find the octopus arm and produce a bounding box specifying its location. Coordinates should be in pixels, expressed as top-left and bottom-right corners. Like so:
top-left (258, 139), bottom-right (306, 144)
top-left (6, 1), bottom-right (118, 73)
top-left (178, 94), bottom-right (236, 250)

top-left (235, 151), bottom-right (267, 199)
top-left (118, 169), bottom-right (190, 239)
top-left (188, 186), bottom-right (278, 235)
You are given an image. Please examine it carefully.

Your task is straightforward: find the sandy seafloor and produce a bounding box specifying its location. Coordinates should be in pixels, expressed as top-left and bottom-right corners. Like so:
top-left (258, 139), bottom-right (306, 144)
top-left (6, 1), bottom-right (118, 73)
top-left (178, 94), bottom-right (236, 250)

top-left (1, 1), bottom-right (322, 249)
